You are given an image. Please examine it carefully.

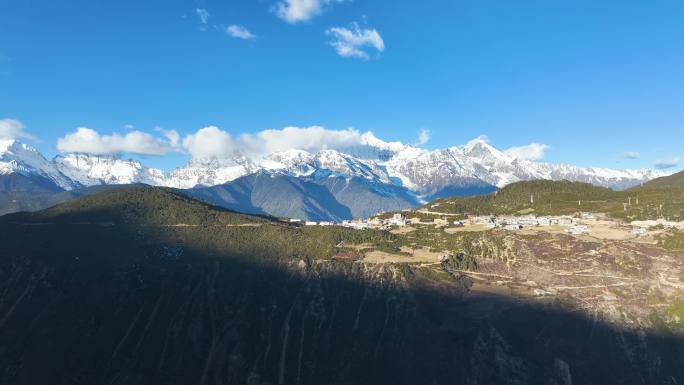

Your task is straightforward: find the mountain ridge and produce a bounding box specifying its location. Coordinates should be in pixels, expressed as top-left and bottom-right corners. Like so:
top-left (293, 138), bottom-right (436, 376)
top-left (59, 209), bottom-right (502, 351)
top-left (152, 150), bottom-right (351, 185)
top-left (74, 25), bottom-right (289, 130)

top-left (1, 137), bottom-right (670, 193)
top-left (0, 137), bottom-right (673, 220)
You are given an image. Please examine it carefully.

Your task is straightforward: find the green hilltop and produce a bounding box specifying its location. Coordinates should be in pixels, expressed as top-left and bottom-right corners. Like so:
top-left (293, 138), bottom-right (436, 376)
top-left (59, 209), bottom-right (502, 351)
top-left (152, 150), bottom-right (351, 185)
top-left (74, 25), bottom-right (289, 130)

top-left (0, 186), bottom-right (398, 263)
top-left (642, 170), bottom-right (684, 189)
top-left (11, 186), bottom-right (268, 226)
top-left (425, 179), bottom-right (684, 221)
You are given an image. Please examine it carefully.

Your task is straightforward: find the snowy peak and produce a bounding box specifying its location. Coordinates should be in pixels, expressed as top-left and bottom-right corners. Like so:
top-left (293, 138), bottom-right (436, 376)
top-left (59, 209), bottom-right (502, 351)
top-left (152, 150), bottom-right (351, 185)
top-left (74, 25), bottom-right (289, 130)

top-left (0, 139), bottom-right (77, 190)
top-left (261, 149), bottom-right (390, 183)
top-left (262, 149), bottom-right (316, 175)
top-left (463, 137), bottom-right (506, 159)
top-left (0, 138), bottom-right (672, 195)
top-left (461, 137), bottom-right (516, 169)
top-left (162, 138), bottom-right (668, 193)
top-left (1, 139), bottom-right (47, 172)
top-left (53, 153), bottom-right (167, 187)
top-left (167, 155), bottom-right (258, 189)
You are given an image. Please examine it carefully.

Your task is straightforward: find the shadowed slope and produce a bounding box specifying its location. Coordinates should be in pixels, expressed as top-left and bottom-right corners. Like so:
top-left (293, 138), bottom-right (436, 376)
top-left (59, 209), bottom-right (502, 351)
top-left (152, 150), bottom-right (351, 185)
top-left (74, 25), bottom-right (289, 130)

top-left (187, 172), bottom-right (354, 221)
top-left (0, 187), bottom-right (682, 385)
top-left (0, 173), bottom-right (64, 193)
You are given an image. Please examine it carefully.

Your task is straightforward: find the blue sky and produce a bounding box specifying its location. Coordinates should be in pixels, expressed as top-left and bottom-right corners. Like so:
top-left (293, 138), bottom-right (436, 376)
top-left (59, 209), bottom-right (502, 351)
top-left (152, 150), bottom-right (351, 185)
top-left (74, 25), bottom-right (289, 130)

top-left (0, 0), bottom-right (682, 171)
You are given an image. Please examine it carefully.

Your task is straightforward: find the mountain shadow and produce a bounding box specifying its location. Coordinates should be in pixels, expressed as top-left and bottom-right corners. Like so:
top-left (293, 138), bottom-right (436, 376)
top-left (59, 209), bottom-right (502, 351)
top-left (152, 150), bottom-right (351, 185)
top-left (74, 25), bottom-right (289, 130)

top-left (0, 187), bottom-right (682, 385)
top-left (187, 172), bottom-right (355, 221)
top-left (425, 182), bottom-right (498, 201)
top-left (311, 174), bottom-right (419, 218)
top-left (0, 183), bottom-right (150, 216)
top-left (0, 173), bottom-right (65, 193)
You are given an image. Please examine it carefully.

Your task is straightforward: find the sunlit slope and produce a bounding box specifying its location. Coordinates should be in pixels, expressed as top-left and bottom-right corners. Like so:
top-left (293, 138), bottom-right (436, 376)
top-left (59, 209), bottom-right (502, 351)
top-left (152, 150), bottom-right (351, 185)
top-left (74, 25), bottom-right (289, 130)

top-left (427, 180), bottom-right (684, 221)
top-left (642, 170), bottom-right (684, 189)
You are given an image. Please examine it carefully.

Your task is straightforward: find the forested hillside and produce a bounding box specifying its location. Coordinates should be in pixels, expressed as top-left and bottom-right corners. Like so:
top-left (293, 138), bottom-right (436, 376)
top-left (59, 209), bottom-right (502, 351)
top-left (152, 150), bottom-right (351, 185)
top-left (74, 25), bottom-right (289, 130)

top-left (427, 180), bottom-right (684, 221)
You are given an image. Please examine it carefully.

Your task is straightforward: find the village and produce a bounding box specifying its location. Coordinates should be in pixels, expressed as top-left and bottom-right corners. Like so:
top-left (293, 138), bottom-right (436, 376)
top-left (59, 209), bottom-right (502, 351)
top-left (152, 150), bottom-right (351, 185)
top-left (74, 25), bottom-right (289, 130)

top-left (289, 208), bottom-right (684, 239)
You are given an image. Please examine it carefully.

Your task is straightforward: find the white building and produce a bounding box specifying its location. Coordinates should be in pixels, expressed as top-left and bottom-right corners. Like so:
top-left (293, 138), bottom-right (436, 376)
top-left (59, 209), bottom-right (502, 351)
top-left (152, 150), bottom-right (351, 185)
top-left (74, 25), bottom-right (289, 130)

top-left (567, 225), bottom-right (590, 235)
top-left (387, 213), bottom-right (406, 227)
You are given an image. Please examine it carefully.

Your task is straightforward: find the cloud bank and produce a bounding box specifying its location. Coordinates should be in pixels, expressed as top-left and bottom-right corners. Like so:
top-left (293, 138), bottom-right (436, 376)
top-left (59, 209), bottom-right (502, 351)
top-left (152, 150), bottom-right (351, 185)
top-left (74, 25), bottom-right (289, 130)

top-left (181, 125), bottom-right (370, 159)
top-left (51, 123), bottom-right (559, 167)
top-left (56, 127), bottom-right (177, 156)
top-left (181, 126), bottom-right (237, 159)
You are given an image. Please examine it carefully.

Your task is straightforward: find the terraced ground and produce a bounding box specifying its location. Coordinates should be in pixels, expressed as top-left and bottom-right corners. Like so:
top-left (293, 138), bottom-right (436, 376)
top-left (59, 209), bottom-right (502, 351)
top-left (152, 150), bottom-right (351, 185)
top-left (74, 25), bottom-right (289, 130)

top-left (342, 222), bottom-right (684, 327)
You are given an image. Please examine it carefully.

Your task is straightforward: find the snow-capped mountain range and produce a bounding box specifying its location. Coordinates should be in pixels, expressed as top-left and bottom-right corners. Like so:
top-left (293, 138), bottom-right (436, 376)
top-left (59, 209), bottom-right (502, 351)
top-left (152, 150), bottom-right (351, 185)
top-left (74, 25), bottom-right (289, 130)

top-left (0, 136), bottom-right (669, 198)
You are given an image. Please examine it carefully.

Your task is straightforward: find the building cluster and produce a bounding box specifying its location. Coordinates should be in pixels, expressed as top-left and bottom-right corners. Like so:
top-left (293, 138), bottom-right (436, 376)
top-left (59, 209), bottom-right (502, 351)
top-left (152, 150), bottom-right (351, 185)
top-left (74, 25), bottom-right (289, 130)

top-left (472, 214), bottom-right (576, 230)
top-left (290, 213), bottom-right (463, 230)
top-left (290, 212), bottom-right (628, 237)
top-left (290, 217), bottom-right (379, 229)
top-left (289, 218), bottom-right (335, 226)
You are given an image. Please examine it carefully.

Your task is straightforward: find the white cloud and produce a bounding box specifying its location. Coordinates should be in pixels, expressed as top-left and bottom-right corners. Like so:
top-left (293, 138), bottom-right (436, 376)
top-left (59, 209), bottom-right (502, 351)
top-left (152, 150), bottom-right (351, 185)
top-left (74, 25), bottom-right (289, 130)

top-left (227, 25), bottom-right (256, 40)
top-left (622, 151), bottom-right (640, 159)
top-left (0, 118), bottom-right (34, 141)
top-left (56, 127), bottom-right (174, 156)
top-left (182, 126), bottom-right (237, 159)
top-left (504, 143), bottom-right (550, 161)
top-left (416, 128), bottom-right (430, 145)
top-left (196, 8), bottom-right (210, 24)
top-left (181, 125), bottom-right (374, 159)
top-left (254, 126), bottom-right (366, 154)
top-left (326, 23), bottom-right (385, 59)
top-left (155, 127), bottom-right (181, 148)
top-left (655, 156), bottom-right (680, 170)
top-left (274, 0), bottom-right (343, 23)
